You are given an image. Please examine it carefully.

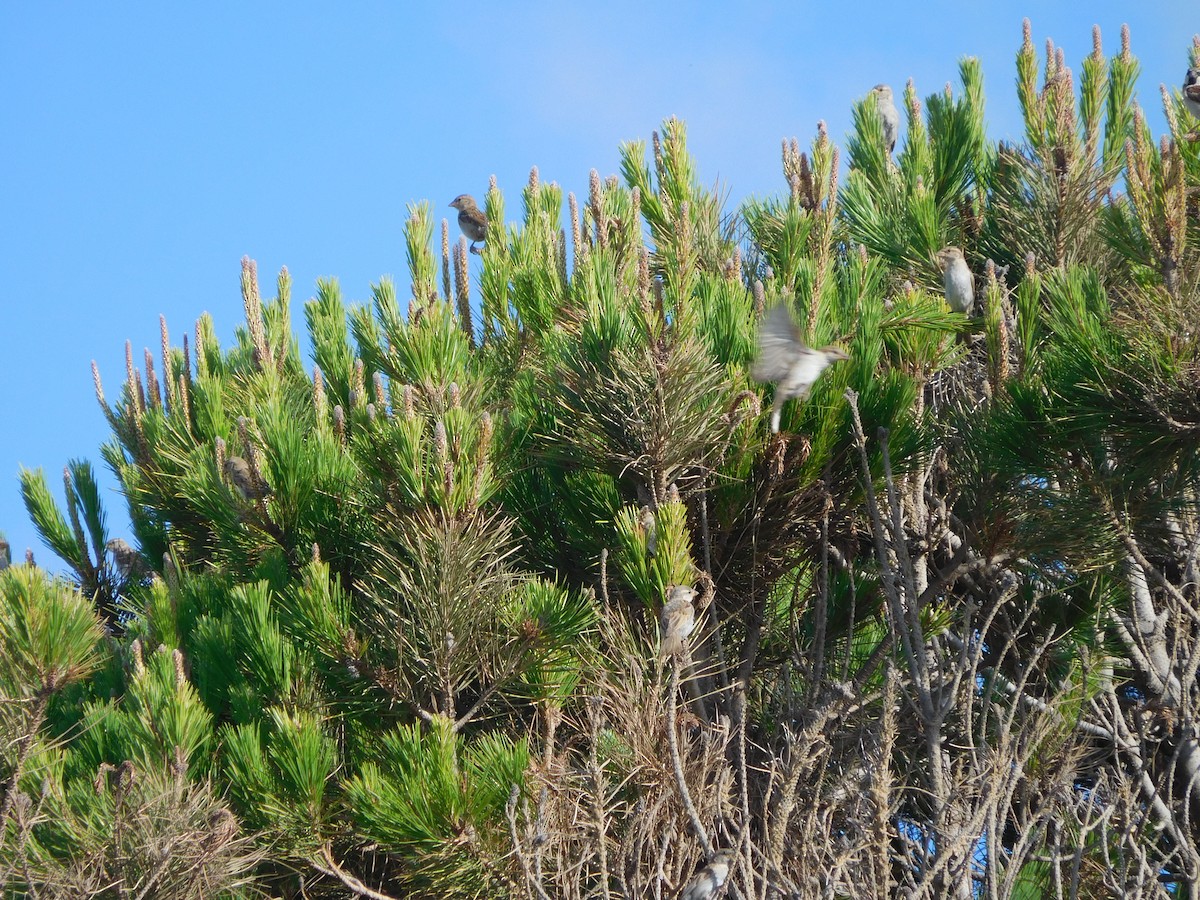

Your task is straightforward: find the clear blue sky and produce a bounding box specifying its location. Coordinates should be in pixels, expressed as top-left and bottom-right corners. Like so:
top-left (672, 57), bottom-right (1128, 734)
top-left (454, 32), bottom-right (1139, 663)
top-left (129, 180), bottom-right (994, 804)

top-left (0, 2), bottom-right (1192, 568)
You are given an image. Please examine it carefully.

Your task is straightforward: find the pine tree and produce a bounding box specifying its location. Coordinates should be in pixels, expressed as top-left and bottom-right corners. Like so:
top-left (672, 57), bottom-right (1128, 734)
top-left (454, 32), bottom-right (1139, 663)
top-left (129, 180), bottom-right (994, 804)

top-left (3, 20), bottom-right (1200, 900)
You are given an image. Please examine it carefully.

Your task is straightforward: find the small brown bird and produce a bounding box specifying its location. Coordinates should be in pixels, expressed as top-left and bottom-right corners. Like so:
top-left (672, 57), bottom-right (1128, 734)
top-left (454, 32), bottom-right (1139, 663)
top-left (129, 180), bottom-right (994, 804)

top-left (106, 538), bottom-right (144, 583)
top-left (871, 84), bottom-right (900, 155)
top-left (752, 305), bottom-right (849, 433)
top-left (680, 850), bottom-right (735, 900)
top-left (1184, 68), bottom-right (1200, 121)
top-left (223, 456), bottom-right (271, 501)
top-left (202, 808), bottom-right (240, 853)
top-left (660, 584), bottom-right (697, 660)
top-left (449, 194), bottom-right (488, 254)
top-left (0, 538), bottom-right (9, 571)
top-left (935, 246), bottom-right (975, 315)
top-left (639, 505), bottom-right (657, 557)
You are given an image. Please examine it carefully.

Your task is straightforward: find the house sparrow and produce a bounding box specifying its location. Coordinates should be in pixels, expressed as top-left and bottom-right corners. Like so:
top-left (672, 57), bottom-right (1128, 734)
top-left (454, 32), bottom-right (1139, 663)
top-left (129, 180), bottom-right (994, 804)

top-left (223, 456), bottom-right (271, 501)
top-left (449, 194), bottom-right (488, 254)
top-left (680, 850), bottom-right (735, 900)
top-left (1184, 67), bottom-right (1200, 121)
top-left (639, 505), bottom-right (657, 557)
top-left (106, 538), bottom-right (144, 583)
top-left (935, 246), bottom-right (975, 315)
top-left (0, 538), bottom-right (9, 571)
top-left (871, 84), bottom-right (900, 155)
top-left (660, 584), bottom-right (697, 660)
top-left (751, 304), bottom-right (849, 433)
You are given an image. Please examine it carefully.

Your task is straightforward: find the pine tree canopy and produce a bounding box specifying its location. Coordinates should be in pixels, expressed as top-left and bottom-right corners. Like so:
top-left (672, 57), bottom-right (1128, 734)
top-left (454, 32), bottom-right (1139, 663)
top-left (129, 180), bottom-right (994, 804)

top-left (3, 21), bottom-right (1200, 900)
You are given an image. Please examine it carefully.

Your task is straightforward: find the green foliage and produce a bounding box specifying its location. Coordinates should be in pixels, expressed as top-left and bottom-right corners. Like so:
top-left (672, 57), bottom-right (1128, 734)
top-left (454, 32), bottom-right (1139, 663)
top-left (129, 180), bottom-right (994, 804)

top-left (0, 566), bottom-right (105, 699)
top-left (347, 716), bottom-right (527, 851)
top-left (614, 499), bottom-right (696, 604)
top-left (7, 21), bottom-right (1200, 899)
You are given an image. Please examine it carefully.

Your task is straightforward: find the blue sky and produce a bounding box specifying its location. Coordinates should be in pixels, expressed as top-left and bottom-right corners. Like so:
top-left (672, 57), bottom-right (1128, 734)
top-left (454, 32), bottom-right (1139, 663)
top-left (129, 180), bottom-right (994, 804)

top-left (0, 2), bottom-right (1193, 567)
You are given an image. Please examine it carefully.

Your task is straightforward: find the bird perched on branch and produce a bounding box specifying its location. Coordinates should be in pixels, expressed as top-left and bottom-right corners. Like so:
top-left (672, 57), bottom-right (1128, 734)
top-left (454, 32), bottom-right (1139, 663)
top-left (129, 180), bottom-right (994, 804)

top-left (1184, 68), bottom-right (1200, 137)
top-left (752, 304), bottom-right (849, 433)
top-left (449, 194), bottom-right (488, 254)
top-left (106, 538), bottom-right (145, 583)
top-left (935, 246), bottom-right (975, 315)
top-left (223, 456), bottom-right (272, 501)
top-left (0, 538), bottom-right (9, 571)
top-left (870, 84), bottom-right (900, 156)
top-left (680, 850), bottom-right (735, 900)
top-left (639, 505), bottom-right (657, 558)
top-left (660, 584), bottom-right (697, 660)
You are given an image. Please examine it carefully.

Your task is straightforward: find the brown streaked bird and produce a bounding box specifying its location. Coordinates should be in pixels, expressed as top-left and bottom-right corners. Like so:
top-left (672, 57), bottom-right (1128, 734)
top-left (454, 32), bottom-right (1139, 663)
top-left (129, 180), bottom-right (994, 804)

top-left (752, 304), bottom-right (849, 433)
top-left (680, 850), bottom-right (735, 900)
top-left (934, 246), bottom-right (975, 315)
top-left (871, 84), bottom-right (900, 155)
top-left (639, 504), bottom-right (657, 558)
top-left (1184, 67), bottom-right (1200, 121)
top-left (449, 194), bottom-right (488, 254)
top-left (660, 584), bottom-right (697, 660)
top-left (223, 456), bottom-right (271, 501)
top-left (106, 538), bottom-right (144, 583)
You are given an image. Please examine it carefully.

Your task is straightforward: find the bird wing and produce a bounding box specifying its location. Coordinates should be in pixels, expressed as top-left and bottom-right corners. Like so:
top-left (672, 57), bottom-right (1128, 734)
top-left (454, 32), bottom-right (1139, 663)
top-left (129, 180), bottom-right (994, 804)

top-left (463, 206), bottom-right (488, 229)
top-left (662, 595), bottom-right (695, 631)
top-left (680, 865), bottom-right (723, 900)
top-left (752, 305), bottom-right (807, 382)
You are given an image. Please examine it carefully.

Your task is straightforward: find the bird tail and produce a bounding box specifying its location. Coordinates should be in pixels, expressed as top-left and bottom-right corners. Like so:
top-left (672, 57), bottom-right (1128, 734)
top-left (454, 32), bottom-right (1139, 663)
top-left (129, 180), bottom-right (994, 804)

top-left (660, 634), bottom-right (684, 660)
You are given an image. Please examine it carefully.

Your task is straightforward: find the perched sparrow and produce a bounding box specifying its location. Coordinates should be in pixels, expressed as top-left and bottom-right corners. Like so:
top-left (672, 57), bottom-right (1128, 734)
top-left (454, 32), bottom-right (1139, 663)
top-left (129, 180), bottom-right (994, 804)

top-left (202, 808), bottom-right (239, 853)
top-left (660, 584), bottom-right (697, 660)
top-left (0, 538), bottom-right (9, 571)
top-left (752, 304), bottom-right (849, 433)
top-left (106, 538), bottom-right (144, 583)
top-left (449, 194), bottom-right (488, 254)
top-left (680, 850), bottom-right (735, 900)
top-left (223, 456), bottom-right (271, 501)
top-left (871, 84), bottom-right (900, 155)
top-left (639, 504), bottom-right (657, 557)
top-left (935, 246), bottom-right (975, 315)
top-left (1184, 67), bottom-right (1200, 121)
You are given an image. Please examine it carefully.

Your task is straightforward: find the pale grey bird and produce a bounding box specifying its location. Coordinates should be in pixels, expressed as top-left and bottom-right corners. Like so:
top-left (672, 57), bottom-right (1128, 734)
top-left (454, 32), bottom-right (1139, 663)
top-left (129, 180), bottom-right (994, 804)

top-left (106, 538), bottom-right (144, 583)
top-left (871, 84), bottom-right (900, 155)
top-left (935, 246), bottom-right (975, 315)
top-left (223, 456), bottom-right (271, 501)
top-left (680, 850), bottom-right (735, 900)
top-left (449, 194), bottom-right (488, 254)
top-left (639, 505), bottom-right (657, 557)
top-left (660, 584), bottom-right (697, 660)
top-left (752, 304), bottom-right (849, 433)
top-left (1184, 67), bottom-right (1200, 121)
